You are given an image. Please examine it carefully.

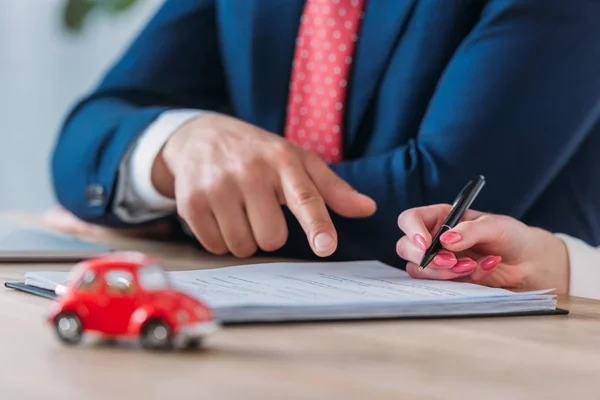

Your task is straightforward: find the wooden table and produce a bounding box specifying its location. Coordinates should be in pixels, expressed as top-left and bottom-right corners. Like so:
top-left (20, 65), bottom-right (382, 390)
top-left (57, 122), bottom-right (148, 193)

top-left (1, 230), bottom-right (600, 399)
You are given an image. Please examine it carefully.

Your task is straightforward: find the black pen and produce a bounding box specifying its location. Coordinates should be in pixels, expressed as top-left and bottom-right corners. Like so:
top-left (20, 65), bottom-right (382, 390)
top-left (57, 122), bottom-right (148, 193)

top-left (418, 175), bottom-right (486, 271)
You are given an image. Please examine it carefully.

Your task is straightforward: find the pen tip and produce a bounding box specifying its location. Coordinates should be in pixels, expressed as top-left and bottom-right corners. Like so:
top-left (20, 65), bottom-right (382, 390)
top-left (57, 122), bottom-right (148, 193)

top-left (418, 266), bottom-right (424, 271)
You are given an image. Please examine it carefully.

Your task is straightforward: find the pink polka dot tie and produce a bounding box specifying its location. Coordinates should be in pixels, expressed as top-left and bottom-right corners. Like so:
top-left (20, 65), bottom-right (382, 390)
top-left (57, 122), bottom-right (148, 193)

top-left (285, 0), bottom-right (365, 163)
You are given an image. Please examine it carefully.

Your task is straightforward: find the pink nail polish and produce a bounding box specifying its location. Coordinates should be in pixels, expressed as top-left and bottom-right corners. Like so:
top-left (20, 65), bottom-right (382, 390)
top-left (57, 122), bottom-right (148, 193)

top-left (452, 260), bottom-right (477, 274)
top-left (482, 256), bottom-right (502, 271)
top-left (441, 231), bottom-right (462, 245)
top-left (414, 234), bottom-right (427, 251)
top-left (433, 252), bottom-right (457, 265)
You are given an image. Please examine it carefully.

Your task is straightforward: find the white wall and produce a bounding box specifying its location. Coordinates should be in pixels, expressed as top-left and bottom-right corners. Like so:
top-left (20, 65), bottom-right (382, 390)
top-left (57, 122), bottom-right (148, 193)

top-left (0, 0), bottom-right (164, 211)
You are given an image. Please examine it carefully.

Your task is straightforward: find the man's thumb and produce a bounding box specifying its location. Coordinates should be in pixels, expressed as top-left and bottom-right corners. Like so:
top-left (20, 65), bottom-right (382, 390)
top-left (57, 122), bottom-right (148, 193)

top-left (307, 162), bottom-right (376, 217)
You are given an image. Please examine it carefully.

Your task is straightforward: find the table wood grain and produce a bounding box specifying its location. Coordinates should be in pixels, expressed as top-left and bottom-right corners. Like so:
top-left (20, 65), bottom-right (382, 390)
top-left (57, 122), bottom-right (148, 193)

top-left (0, 221), bottom-right (599, 399)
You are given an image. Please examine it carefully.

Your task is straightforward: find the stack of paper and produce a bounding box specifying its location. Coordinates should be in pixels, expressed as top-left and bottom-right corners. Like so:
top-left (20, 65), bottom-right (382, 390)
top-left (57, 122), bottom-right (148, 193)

top-left (24, 261), bottom-right (558, 323)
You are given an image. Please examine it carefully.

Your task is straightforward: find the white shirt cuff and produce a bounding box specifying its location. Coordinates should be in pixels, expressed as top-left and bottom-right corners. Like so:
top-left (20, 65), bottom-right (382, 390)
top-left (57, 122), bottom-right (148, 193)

top-left (112, 109), bottom-right (205, 223)
top-left (555, 233), bottom-right (600, 300)
top-left (130, 109), bottom-right (205, 209)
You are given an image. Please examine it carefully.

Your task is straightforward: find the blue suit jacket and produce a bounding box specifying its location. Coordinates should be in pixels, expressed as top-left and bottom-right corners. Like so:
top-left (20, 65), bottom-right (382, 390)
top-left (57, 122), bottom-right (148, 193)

top-left (52, 0), bottom-right (600, 266)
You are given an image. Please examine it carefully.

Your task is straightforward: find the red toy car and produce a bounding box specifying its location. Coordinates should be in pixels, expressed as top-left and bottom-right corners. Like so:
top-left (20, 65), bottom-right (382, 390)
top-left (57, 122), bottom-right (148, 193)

top-left (47, 252), bottom-right (219, 350)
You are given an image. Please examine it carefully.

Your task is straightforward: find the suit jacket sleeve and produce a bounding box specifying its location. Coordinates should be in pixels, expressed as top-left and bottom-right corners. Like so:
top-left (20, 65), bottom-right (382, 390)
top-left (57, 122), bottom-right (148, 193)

top-left (51, 0), bottom-right (228, 225)
top-left (306, 0), bottom-right (600, 266)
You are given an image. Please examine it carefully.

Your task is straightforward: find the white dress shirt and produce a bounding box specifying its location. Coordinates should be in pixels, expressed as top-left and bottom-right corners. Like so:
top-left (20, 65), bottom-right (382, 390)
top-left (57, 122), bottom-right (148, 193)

top-left (112, 109), bottom-right (202, 224)
top-left (112, 110), bottom-right (600, 300)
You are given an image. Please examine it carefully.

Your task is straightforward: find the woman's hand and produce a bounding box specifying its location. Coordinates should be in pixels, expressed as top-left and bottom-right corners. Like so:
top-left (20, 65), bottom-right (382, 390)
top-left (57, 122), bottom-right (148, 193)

top-left (396, 204), bottom-right (570, 293)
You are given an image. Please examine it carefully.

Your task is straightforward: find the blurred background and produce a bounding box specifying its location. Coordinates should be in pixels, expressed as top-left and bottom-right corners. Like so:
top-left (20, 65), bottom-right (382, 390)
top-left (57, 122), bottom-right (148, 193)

top-left (0, 0), bottom-right (162, 211)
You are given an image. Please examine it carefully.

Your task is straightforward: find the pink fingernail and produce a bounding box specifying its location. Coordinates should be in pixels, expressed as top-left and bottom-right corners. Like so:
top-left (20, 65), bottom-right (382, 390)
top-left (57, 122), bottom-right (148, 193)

top-left (441, 231), bottom-right (462, 245)
top-left (414, 234), bottom-right (427, 251)
top-left (482, 255), bottom-right (502, 271)
top-left (433, 252), bottom-right (457, 265)
top-left (452, 260), bottom-right (477, 274)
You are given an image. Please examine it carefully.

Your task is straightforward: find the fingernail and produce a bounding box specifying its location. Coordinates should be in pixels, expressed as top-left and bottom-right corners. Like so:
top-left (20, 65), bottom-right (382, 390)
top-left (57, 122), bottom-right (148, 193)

top-left (441, 231), bottom-right (462, 245)
top-left (355, 192), bottom-right (373, 200)
top-left (314, 232), bottom-right (334, 253)
top-left (353, 191), bottom-right (373, 200)
top-left (433, 252), bottom-right (457, 265)
top-left (482, 255), bottom-right (502, 271)
top-left (414, 234), bottom-right (427, 251)
top-left (452, 260), bottom-right (477, 274)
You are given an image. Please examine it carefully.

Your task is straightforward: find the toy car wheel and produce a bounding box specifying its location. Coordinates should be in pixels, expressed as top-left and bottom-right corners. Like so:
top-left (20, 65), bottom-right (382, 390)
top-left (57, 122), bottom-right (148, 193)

top-left (54, 312), bottom-right (83, 345)
top-left (140, 320), bottom-right (173, 350)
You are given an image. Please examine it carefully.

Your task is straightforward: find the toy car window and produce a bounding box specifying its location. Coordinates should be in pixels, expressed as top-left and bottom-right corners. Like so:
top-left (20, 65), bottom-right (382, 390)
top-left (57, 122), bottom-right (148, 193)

top-left (105, 270), bottom-right (136, 296)
top-left (76, 271), bottom-right (98, 292)
top-left (138, 265), bottom-right (170, 291)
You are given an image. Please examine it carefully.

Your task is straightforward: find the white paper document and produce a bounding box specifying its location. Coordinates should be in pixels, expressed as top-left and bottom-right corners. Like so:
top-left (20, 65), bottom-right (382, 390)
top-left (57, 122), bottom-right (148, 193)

top-left (24, 260), bottom-right (557, 323)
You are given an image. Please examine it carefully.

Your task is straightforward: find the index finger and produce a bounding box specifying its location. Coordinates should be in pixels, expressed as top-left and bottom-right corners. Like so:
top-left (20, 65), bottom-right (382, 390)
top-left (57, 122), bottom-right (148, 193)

top-left (397, 204), bottom-right (452, 248)
top-left (278, 163), bottom-right (337, 257)
top-left (397, 204), bottom-right (484, 249)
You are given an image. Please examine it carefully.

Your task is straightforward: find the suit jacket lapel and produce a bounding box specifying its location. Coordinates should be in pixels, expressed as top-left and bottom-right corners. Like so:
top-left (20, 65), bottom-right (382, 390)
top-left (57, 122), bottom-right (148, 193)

top-left (346, 0), bottom-right (417, 149)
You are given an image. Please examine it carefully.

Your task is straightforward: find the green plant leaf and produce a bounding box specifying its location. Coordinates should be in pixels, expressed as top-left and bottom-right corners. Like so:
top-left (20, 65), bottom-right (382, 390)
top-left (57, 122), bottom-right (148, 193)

top-left (63, 0), bottom-right (96, 32)
top-left (104, 0), bottom-right (139, 13)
